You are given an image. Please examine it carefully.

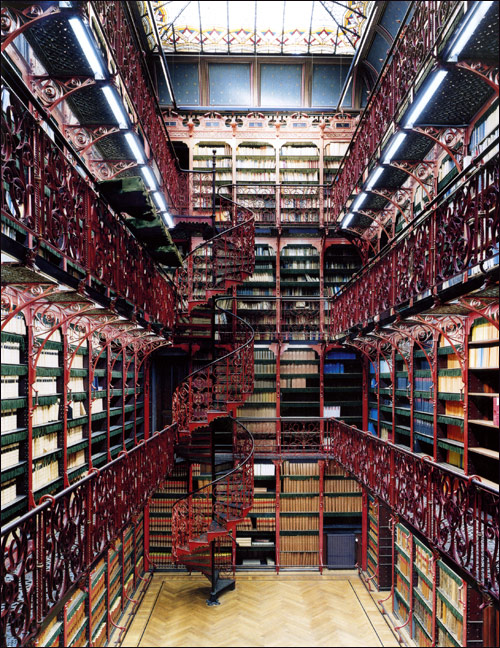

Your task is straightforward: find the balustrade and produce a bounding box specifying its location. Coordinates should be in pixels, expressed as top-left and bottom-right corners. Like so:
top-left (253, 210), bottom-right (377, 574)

top-left (1, 87), bottom-right (175, 330)
top-left (1, 424), bottom-right (176, 647)
top-left (330, 1), bottom-right (459, 219)
top-left (325, 418), bottom-right (499, 601)
top-left (329, 149), bottom-right (499, 336)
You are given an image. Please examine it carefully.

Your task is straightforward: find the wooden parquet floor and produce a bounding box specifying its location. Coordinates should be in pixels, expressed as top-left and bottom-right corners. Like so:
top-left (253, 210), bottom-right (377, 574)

top-left (120, 572), bottom-right (400, 647)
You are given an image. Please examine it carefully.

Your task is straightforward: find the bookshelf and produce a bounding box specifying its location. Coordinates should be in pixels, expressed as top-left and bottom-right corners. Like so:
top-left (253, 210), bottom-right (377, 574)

top-left (364, 493), bottom-right (392, 590)
top-left (280, 348), bottom-right (320, 418)
top-left (412, 538), bottom-right (434, 647)
top-left (280, 244), bottom-right (320, 341)
top-left (236, 142), bottom-right (277, 225)
top-left (279, 461), bottom-right (320, 568)
top-left (192, 141), bottom-right (233, 218)
top-left (67, 328), bottom-right (89, 485)
top-left (279, 143), bottom-right (319, 184)
top-left (323, 243), bottom-right (361, 298)
top-left (90, 336), bottom-right (109, 468)
top-left (323, 141), bottom-right (349, 185)
top-left (323, 348), bottom-right (363, 425)
top-left (466, 318), bottom-right (499, 485)
top-left (32, 324), bottom-right (64, 503)
top-left (149, 463), bottom-right (190, 569)
top-left (237, 243), bottom-right (277, 341)
top-left (394, 523), bottom-right (412, 627)
top-left (237, 461), bottom-right (276, 569)
top-left (237, 347), bottom-right (278, 421)
top-left (1, 311), bottom-right (28, 521)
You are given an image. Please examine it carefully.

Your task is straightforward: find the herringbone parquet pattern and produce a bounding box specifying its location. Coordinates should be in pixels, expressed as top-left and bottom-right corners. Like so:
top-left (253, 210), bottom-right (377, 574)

top-left (120, 573), bottom-right (399, 647)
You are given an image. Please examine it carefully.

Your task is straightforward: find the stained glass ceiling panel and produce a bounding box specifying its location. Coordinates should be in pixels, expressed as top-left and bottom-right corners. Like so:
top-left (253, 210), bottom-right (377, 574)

top-left (145, 1), bottom-right (372, 55)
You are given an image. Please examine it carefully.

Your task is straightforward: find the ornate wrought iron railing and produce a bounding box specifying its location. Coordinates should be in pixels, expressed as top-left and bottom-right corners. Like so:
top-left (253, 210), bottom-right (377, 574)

top-left (330, 0), bottom-right (460, 220)
top-left (1, 423), bottom-right (176, 647)
top-left (1, 85), bottom-right (176, 331)
top-left (173, 191), bottom-right (255, 314)
top-left (172, 298), bottom-right (255, 438)
top-left (328, 146), bottom-right (499, 337)
top-left (171, 418), bottom-right (254, 571)
top-left (325, 418), bottom-right (499, 601)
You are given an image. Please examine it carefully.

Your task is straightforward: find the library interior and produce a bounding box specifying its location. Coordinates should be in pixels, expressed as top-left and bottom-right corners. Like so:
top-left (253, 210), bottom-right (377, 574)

top-left (1, 1), bottom-right (499, 647)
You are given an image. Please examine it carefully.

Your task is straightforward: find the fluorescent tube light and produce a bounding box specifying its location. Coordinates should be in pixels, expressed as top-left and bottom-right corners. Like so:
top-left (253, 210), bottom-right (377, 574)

top-left (383, 132), bottom-right (407, 164)
top-left (351, 193), bottom-right (367, 211)
top-left (125, 132), bottom-right (145, 164)
top-left (101, 86), bottom-right (128, 129)
top-left (447, 1), bottom-right (493, 61)
top-left (404, 70), bottom-right (448, 128)
top-left (68, 17), bottom-right (105, 80)
top-left (141, 166), bottom-right (157, 191)
top-left (153, 192), bottom-right (168, 212)
top-left (341, 213), bottom-right (355, 229)
top-left (160, 212), bottom-right (174, 229)
top-left (366, 167), bottom-right (384, 190)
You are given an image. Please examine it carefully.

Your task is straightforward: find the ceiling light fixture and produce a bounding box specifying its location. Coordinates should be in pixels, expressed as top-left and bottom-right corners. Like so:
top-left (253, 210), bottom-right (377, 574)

top-left (341, 213), bottom-right (354, 229)
top-left (68, 17), bottom-right (105, 80)
top-left (160, 212), bottom-right (175, 229)
top-left (366, 167), bottom-right (384, 190)
top-left (125, 132), bottom-right (146, 164)
top-left (351, 192), bottom-right (367, 211)
top-left (141, 166), bottom-right (157, 191)
top-left (447, 1), bottom-right (493, 61)
top-left (153, 191), bottom-right (168, 212)
top-left (101, 86), bottom-right (128, 129)
top-left (404, 70), bottom-right (448, 128)
top-left (383, 132), bottom-right (407, 164)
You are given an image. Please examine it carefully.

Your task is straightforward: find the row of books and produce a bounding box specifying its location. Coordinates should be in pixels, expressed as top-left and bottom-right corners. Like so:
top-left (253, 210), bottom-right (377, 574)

top-left (469, 345), bottom-right (499, 368)
top-left (280, 171), bottom-right (319, 181)
top-left (281, 496), bottom-right (319, 510)
top-left (1, 376), bottom-right (19, 398)
top-left (236, 171), bottom-right (275, 182)
top-left (282, 461), bottom-right (319, 475)
top-left (245, 392), bottom-right (277, 403)
top-left (1, 340), bottom-right (22, 364)
top-left (324, 478), bottom-right (360, 493)
top-left (324, 496), bottom-right (362, 513)
top-left (281, 247), bottom-right (318, 257)
top-left (279, 552), bottom-right (318, 566)
top-left (280, 535), bottom-right (319, 551)
top-left (236, 160), bottom-right (275, 168)
top-left (470, 320), bottom-right (498, 341)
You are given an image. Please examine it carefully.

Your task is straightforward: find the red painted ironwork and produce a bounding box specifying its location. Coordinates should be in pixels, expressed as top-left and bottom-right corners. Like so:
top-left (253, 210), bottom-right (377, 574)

top-left (88, 1), bottom-right (191, 216)
top-left (1, 423), bottom-right (176, 647)
top-left (325, 418), bottom-right (499, 601)
top-left (1, 86), bottom-right (176, 330)
top-left (329, 1), bottom-right (459, 222)
top-left (172, 298), bottom-right (255, 438)
top-left (173, 193), bottom-right (255, 315)
top-left (171, 419), bottom-right (254, 576)
top-left (329, 149), bottom-right (499, 336)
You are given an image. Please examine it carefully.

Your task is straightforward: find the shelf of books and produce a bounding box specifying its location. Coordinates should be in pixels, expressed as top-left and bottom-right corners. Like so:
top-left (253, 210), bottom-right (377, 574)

top-left (237, 243), bottom-right (277, 341)
top-left (279, 143), bottom-right (319, 225)
top-left (412, 538), bottom-right (434, 647)
top-left (436, 334), bottom-right (465, 471)
top-left (149, 462), bottom-right (190, 569)
top-left (27, 458), bottom-right (147, 648)
top-left (466, 317), bottom-right (499, 485)
top-left (323, 142), bottom-right (349, 184)
top-left (32, 324), bottom-right (64, 504)
top-left (67, 327), bottom-right (89, 485)
top-left (322, 461), bottom-right (362, 537)
top-left (394, 350), bottom-right (412, 450)
top-left (280, 244), bottom-right (320, 340)
top-left (364, 493), bottom-right (392, 590)
top-left (280, 348), bottom-right (320, 418)
top-left (236, 142), bottom-right (277, 225)
top-left (192, 141), bottom-right (233, 218)
top-left (237, 461), bottom-right (276, 569)
top-left (90, 336), bottom-right (109, 468)
top-left (109, 348), bottom-right (124, 460)
top-left (279, 461), bottom-right (319, 568)
top-left (412, 341), bottom-right (435, 458)
top-left (393, 523), bottom-right (412, 628)
top-left (1, 311), bottom-right (28, 522)
top-left (323, 348), bottom-right (362, 426)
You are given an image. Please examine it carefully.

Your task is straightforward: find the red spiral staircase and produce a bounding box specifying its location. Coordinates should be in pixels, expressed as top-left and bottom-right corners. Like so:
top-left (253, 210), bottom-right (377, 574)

top-left (171, 192), bottom-right (256, 603)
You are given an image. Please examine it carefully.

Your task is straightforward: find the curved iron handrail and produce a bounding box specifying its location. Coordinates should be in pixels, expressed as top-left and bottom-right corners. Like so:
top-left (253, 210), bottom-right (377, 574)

top-left (172, 297), bottom-right (255, 436)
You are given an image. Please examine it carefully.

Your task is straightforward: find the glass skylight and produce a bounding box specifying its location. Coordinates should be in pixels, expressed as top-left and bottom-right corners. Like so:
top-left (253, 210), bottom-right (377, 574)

top-left (144, 0), bottom-right (371, 55)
